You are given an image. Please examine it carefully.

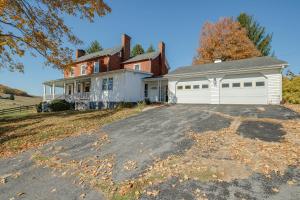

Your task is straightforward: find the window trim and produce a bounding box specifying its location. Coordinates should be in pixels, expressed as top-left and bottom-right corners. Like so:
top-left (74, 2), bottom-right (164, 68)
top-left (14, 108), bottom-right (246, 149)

top-left (185, 85), bottom-right (191, 89)
top-left (81, 64), bottom-right (87, 75)
top-left (256, 81), bottom-right (265, 87)
top-left (193, 85), bottom-right (200, 89)
top-left (108, 77), bottom-right (113, 91)
top-left (202, 84), bottom-right (209, 89)
top-left (244, 82), bottom-right (253, 87)
top-left (134, 63), bottom-right (141, 71)
top-left (102, 78), bottom-right (108, 91)
top-left (93, 61), bottom-right (100, 73)
top-left (222, 83), bottom-right (230, 88)
top-left (177, 85), bottom-right (183, 90)
top-left (232, 83), bottom-right (241, 88)
top-left (70, 67), bottom-right (75, 77)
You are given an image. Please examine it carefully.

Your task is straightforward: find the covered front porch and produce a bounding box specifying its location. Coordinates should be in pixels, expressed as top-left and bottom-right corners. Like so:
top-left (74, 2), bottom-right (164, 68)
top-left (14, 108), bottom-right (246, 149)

top-left (144, 77), bottom-right (168, 103)
top-left (43, 76), bottom-right (91, 102)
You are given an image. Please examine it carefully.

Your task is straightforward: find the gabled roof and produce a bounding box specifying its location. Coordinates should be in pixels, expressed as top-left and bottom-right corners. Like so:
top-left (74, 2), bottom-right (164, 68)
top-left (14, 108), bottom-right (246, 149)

top-left (75, 46), bottom-right (122, 63)
top-left (168, 56), bottom-right (288, 76)
top-left (122, 51), bottom-right (160, 64)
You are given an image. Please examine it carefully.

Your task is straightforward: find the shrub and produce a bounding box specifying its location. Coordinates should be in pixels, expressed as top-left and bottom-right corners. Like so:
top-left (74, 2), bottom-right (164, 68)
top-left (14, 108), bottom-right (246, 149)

top-left (283, 76), bottom-right (300, 104)
top-left (36, 102), bottom-right (43, 113)
top-left (48, 99), bottom-right (74, 112)
top-left (137, 101), bottom-right (145, 111)
top-left (9, 94), bottom-right (15, 100)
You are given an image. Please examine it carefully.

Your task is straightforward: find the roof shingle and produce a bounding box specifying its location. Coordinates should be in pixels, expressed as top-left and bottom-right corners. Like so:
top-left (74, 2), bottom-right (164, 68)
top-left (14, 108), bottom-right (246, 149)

top-left (168, 56), bottom-right (287, 75)
top-left (122, 51), bottom-right (160, 64)
top-left (75, 46), bottom-right (122, 62)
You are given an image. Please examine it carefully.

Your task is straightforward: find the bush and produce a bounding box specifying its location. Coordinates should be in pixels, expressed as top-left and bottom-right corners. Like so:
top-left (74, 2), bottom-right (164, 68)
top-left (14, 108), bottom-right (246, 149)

top-left (48, 99), bottom-right (74, 112)
top-left (283, 76), bottom-right (300, 104)
top-left (9, 94), bottom-right (15, 100)
top-left (137, 101), bottom-right (146, 111)
top-left (36, 102), bottom-right (43, 113)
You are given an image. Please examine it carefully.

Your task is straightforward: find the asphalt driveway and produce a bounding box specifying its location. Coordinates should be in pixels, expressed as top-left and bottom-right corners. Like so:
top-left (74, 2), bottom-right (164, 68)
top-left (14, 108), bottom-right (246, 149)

top-left (0, 104), bottom-right (299, 200)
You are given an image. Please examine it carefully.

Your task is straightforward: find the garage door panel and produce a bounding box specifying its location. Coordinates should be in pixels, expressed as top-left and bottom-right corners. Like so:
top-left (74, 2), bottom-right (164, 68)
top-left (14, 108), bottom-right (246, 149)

top-left (176, 80), bottom-right (210, 104)
top-left (220, 76), bottom-right (267, 105)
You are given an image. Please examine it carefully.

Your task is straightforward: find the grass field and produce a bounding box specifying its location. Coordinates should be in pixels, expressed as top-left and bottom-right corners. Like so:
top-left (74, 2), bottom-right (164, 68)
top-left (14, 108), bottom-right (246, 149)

top-left (0, 94), bottom-right (41, 109)
top-left (0, 107), bottom-right (140, 157)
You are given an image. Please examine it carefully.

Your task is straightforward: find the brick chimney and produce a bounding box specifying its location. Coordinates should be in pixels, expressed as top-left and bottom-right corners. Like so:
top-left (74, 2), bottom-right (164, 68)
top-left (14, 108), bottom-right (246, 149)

top-left (158, 41), bottom-right (166, 74)
top-left (76, 49), bottom-right (85, 59)
top-left (122, 34), bottom-right (131, 61)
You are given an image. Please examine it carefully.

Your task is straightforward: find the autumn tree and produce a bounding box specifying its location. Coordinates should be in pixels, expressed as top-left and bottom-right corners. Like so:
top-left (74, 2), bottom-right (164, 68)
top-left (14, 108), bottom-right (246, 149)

top-left (237, 13), bottom-right (273, 56)
top-left (86, 41), bottom-right (103, 54)
top-left (0, 0), bottom-right (111, 72)
top-left (193, 18), bottom-right (261, 65)
top-left (146, 44), bottom-right (155, 53)
top-left (131, 44), bottom-right (145, 57)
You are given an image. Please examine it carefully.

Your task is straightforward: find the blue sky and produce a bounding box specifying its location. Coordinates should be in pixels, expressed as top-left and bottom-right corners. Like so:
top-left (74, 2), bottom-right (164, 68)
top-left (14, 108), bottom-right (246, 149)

top-left (1, 0), bottom-right (299, 96)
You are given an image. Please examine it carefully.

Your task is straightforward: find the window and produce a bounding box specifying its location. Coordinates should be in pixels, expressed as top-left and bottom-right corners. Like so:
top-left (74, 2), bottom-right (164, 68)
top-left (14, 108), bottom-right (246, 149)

top-left (144, 84), bottom-right (148, 97)
top-left (102, 78), bottom-right (108, 90)
top-left (70, 67), bottom-right (75, 77)
top-left (202, 84), bottom-right (209, 89)
top-left (177, 86), bottom-right (183, 90)
top-left (256, 81), bottom-right (265, 87)
top-left (232, 83), bottom-right (241, 88)
top-left (193, 85), bottom-right (200, 89)
top-left (108, 77), bottom-right (113, 90)
top-left (222, 83), bottom-right (229, 88)
top-left (94, 61), bottom-right (100, 73)
top-left (185, 85), bottom-right (191, 89)
top-left (244, 82), bottom-right (252, 87)
top-left (134, 64), bottom-right (141, 71)
top-left (81, 65), bottom-right (87, 75)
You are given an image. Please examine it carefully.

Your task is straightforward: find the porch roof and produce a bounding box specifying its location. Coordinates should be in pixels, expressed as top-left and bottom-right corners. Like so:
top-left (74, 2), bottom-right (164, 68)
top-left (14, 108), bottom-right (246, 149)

top-left (43, 69), bottom-right (153, 86)
top-left (143, 76), bottom-right (168, 82)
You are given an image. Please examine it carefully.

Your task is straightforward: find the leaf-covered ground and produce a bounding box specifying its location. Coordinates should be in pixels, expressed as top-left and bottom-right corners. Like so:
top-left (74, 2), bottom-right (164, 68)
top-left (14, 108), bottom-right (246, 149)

top-left (0, 107), bottom-right (140, 157)
top-left (0, 104), bottom-right (299, 200)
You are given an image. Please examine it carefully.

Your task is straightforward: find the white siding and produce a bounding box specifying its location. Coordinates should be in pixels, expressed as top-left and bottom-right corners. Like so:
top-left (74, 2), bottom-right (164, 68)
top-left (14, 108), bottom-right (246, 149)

top-left (90, 71), bottom-right (151, 103)
top-left (265, 73), bottom-right (282, 104)
top-left (167, 68), bottom-right (283, 105)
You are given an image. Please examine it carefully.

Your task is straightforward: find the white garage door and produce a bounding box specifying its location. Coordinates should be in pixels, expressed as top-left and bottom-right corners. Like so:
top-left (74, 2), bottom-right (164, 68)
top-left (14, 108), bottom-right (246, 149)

top-left (220, 74), bottom-right (267, 104)
top-left (176, 79), bottom-right (211, 104)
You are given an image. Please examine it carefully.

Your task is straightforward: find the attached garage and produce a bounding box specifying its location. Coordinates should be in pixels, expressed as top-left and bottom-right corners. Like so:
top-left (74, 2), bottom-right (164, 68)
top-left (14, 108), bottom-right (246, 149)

top-left (166, 57), bottom-right (288, 105)
top-left (220, 74), bottom-right (268, 104)
top-left (176, 79), bottom-right (210, 104)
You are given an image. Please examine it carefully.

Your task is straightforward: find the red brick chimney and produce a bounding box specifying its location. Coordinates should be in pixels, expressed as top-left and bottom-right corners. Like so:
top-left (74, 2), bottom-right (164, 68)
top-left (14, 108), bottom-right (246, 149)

top-left (76, 49), bottom-right (85, 59)
top-left (158, 41), bottom-right (166, 75)
top-left (122, 34), bottom-right (131, 61)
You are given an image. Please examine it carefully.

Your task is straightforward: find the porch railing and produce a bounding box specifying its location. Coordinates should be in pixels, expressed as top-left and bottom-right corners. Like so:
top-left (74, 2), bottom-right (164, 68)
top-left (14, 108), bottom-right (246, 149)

top-left (44, 92), bottom-right (90, 102)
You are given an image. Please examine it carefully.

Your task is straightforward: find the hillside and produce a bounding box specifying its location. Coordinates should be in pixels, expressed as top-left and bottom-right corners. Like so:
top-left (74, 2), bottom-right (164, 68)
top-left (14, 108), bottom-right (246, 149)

top-left (0, 84), bottom-right (31, 97)
top-left (0, 84), bottom-right (41, 109)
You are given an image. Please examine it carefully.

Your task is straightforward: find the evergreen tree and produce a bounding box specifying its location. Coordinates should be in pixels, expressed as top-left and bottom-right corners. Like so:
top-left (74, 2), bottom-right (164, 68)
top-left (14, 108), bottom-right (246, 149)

top-left (237, 13), bottom-right (273, 56)
top-left (146, 44), bottom-right (155, 53)
top-left (131, 44), bottom-right (145, 57)
top-left (86, 41), bottom-right (103, 54)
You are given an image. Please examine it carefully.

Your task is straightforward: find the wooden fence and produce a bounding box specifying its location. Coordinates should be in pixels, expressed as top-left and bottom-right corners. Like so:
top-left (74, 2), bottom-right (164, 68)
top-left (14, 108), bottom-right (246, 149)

top-left (0, 104), bottom-right (37, 115)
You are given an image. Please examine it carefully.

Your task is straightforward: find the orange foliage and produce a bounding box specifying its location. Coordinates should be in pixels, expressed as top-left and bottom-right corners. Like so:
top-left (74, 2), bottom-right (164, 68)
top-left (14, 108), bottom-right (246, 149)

top-left (193, 18), bottom-right (261, 65)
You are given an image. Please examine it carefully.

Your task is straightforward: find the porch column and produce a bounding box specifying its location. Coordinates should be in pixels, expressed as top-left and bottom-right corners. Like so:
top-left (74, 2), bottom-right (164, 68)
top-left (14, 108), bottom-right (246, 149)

top-left (43, 84), bottom-right (46, 101)
top-left (52, 83), bottom-right (56, 100)
top-left (63, 82), bottom-right (66, 95)
top-left (74, 80), bottom-right (77, 94)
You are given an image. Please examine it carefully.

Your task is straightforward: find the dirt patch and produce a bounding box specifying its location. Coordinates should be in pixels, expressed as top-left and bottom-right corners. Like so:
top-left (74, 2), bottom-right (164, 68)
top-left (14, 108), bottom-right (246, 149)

top-left (237, 121), bottom-right (285, 142)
